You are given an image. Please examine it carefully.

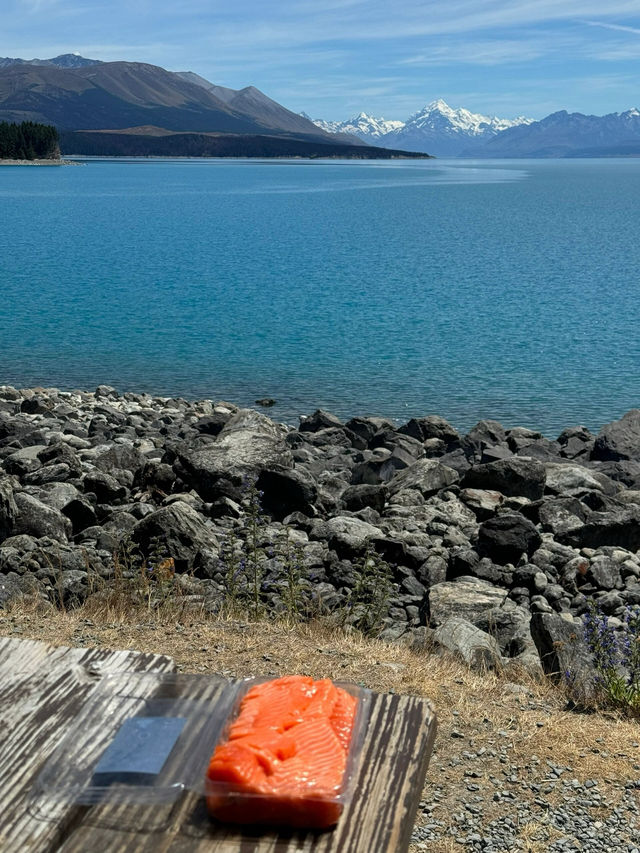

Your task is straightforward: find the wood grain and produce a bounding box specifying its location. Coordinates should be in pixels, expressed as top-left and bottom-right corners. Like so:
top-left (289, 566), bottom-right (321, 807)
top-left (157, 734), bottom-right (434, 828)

top-left (0, 637), bottom-right (175, 853)
top-left (0, 637), bottom-right (436, 853)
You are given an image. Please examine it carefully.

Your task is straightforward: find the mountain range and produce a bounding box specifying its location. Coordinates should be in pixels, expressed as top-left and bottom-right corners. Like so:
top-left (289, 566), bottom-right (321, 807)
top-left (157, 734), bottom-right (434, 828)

top-left (2, 54), bottom-right (640, 159)
top-left (311, 100), bottom-right (640, 158)
top-left (0, 54), bottom-right (426, 159)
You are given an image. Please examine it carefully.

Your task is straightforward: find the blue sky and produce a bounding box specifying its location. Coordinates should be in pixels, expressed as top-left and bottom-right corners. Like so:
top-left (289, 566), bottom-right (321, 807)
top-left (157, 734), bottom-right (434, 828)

top-left (4, 0), bottom-right (640, 120)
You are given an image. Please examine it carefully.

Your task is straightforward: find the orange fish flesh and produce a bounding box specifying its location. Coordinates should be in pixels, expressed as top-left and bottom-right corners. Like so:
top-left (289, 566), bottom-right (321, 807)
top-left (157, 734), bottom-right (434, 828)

top-left (206, 675), bottom-right (358, 828)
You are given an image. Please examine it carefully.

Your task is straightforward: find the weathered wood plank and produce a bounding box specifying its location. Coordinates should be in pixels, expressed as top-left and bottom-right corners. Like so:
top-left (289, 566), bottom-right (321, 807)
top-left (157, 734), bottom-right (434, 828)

top-left (0, 637), bottom-right (175, 853)
top-left (57, 685), bottom-right (436, 853)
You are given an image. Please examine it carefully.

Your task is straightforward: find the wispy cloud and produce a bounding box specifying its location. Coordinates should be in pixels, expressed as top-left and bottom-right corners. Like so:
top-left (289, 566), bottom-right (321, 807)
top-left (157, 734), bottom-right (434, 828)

top-left (399, 39), bottom-right (549, 67)
top-left (583, 20), bottom-right (640, 35)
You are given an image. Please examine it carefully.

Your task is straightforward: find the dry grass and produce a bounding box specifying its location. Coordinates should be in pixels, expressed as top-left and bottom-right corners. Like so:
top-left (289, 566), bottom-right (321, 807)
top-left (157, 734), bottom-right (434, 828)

top-left (2, 595), bottom-right (640, 851)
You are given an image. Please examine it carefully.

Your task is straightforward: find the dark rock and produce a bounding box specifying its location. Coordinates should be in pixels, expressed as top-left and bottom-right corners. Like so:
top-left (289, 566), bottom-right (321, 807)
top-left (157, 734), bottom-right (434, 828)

top-left (344, 417), bottom-right (382, 446)
top-left (530, 612), bottom-right (599, 707)
top-left (20, 395), bottom-right (53, 414)
top-left (256, 467), bottom-right (317, 520)
top-left (478, 513), bottom-right (542, 565)
top-left (37, 442), bottom-right (82, 474)
top-left (193, 412), bottom-right (230, 436)
top-left (507, 427), bottom-right (543, 453)
top-left (418, 554), bottom-right (448, 587)
top-left (299, 409), bottom-right (343, 433)
top-left (0, 572), bottom-right (35, 607)
top-left (473, 601), bottom-right (531, 654)
top-left (94, 444), bottom-right (146, 479)
top-left (398, 415), bottom-right (460, 445)
top-left (465, 420), bottom-right (507, 452)
top-left (557, 426), bottom-right (595, 460)
top-left (480, 445), bottom-right (513, 463)
top-left (591, 459), bottom-right (640, 490)
top-left (62, 498), bottom-right (98, 535)
top-left (557, 504), bottom-right (640, 551)
top-left (592, 409), bottom-right (640, 461)
top-left (23, 463), bottom-right (74, 486)
top-left (461, 458), bottom-right (546, 500)
top-left (255, 398), bottom-right (276, 407)
top-left (83, 470), bottom-right (127, 503)
top-left (3, 445), bottom-right (46, 477)
top-left (341, 484), bottom-right (387, 514)
top-left (134, 460), bottom-right (176, 494)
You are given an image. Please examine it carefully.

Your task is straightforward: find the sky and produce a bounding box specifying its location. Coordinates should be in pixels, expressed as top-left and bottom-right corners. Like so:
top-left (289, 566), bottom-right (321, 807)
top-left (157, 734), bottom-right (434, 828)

top-left (4, 0), bottom-right (640, 121)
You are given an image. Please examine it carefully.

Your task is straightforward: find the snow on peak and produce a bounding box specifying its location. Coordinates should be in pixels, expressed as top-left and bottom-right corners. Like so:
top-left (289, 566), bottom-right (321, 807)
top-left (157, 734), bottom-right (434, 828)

top-left (406, 100), bottom-right (533, 137)
top-left (308, 112), bottom-right (404, 139)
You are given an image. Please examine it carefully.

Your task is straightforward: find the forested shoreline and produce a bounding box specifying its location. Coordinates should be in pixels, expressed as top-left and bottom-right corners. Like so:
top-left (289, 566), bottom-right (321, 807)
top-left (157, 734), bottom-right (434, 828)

top-left (0, 121), bottom-right (59, 160)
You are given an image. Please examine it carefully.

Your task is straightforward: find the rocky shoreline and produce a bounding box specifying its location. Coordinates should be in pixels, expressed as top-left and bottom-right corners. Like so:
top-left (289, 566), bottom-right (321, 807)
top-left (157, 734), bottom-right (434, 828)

top-left (1, 385), bottom-right (639, 698)
top-left (0, 158), bottom-right (77, 166)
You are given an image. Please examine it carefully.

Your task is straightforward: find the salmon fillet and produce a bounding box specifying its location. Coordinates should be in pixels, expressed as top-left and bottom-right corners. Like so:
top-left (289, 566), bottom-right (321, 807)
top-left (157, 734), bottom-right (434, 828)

top-left (206, 675), bottom-right (358, 828)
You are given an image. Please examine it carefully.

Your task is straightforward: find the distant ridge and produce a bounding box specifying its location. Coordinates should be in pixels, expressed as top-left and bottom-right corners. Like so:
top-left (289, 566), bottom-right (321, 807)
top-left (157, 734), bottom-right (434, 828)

top-left (0, 53), bottom-right (101, 69)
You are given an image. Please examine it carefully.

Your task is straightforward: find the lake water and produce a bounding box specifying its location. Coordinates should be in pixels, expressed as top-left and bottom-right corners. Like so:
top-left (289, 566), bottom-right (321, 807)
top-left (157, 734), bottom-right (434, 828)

top-left (1, 157), bottom-right (639, 436)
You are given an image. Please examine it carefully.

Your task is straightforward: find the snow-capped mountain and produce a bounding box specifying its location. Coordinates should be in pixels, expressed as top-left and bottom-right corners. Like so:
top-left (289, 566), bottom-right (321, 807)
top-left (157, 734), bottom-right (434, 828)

top-left (387, 100), bottom-right (533, 155)
top-left (309, 99), bottom-right (534, 156)
top-left (307, 111), bottom-right (405, 142)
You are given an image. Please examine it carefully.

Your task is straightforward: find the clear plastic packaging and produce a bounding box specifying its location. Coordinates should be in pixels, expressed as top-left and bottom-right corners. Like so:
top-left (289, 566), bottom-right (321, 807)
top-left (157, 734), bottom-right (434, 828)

top-left (32, 672), bottom-right (370, 828)
top-left (33, 672), bottom-right (237, 806)
top-left (204, 676), bottom-right (371, 829)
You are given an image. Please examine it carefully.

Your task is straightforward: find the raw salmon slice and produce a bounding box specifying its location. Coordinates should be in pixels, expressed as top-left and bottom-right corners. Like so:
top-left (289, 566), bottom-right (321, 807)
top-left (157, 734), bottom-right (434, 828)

top-left (206, 675), bottom-right (358, 828)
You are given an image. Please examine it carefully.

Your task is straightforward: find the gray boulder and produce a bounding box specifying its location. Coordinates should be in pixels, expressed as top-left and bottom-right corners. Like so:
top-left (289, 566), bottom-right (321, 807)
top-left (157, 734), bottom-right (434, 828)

top-left (299, 409), bottom-right (343, 432)
top-left (538, 497), bottom-right (588, 536)
top-left (530, 612), bottom-right (599, 707)
top-left (459, 488), bottom-right (504, 520)
top-left (544, 462), bottom-right (620, 497)
top-left (592, 410), bottom-right (640, 462)
top-left (130, 501), bottom-right (219, 573)
top-left (175, 409), bottom-right (293, 501)
top-left (13, 492), bottom-right (70, 542)
top-left (428, 577), bottom-right (508, 626)
top-left (3, 445), bottom-right (47, 477)
top-left (0, 478), bottom-right (17, 542)
top-left (473, 600), bottom-right (531, 655)
top-left (434, 617), bottom-right (502, 671)
top-left (461, 458), bottom-right (546, 500)
top-left (387, 459), bottom-right (458, 498)
top-left (322, 516), bottom-right (384, 557)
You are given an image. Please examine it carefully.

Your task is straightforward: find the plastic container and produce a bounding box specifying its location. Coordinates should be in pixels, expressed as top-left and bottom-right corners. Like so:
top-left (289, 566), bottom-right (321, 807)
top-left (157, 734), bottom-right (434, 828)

top-left (32, 672), bottom-right (370, 829)
top-left (204, 675), bottom-right (370, 829)
top-left (32, 672), bottom-right (238, 806)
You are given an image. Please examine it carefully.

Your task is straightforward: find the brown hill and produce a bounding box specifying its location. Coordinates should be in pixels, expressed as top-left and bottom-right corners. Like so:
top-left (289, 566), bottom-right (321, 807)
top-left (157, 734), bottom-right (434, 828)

top-left (0, 61), bottom-right (355, 145)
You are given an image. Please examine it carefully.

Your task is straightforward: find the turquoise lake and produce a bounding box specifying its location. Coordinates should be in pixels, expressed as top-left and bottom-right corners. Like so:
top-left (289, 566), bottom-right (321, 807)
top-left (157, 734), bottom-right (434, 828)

top-left (1, 157), bottom-right (639, 436)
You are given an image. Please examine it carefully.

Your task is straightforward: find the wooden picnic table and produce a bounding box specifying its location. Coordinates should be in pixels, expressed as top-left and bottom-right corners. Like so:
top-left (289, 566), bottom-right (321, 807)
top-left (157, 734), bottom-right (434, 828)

top-left (0, 636), bottom-right (437, 853)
